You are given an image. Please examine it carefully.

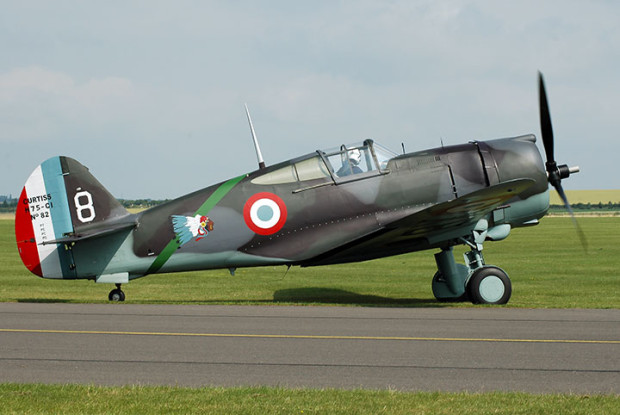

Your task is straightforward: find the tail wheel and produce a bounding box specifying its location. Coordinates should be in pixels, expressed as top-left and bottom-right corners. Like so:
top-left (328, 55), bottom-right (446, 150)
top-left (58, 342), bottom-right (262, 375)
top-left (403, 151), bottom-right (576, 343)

top-left (467, 266), bottom-right (511, 305)
top-left (108, 288), bottom-right (125, 302)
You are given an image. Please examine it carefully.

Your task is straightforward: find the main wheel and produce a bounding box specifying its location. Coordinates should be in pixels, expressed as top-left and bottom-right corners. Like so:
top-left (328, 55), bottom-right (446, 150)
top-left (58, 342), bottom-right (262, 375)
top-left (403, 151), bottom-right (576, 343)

top-left (108, 288), bottom-right (125, 302)
top-left (466, 266), bottom-right (511, 305)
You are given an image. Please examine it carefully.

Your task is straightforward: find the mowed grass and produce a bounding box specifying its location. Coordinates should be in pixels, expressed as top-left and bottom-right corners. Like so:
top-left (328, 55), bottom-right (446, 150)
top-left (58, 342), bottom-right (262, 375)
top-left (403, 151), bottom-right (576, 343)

top-left (2, 219), bottom-right (619, 412)
top-left (1, 384), bottom-right (619, 415)
top-left (1, 217), bottom-right (618, 307)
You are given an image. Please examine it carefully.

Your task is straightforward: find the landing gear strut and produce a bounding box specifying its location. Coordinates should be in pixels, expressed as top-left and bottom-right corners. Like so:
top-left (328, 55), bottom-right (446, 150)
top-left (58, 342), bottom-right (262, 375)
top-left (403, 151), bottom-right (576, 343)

top-left (431, 248), bottom-right (469, 302)
top-left (432, 247), bottom-right (511, 305)
top-left (108, 283), bottom-right (125, 302)
top-left (431, 219), bottom-right (512, 305)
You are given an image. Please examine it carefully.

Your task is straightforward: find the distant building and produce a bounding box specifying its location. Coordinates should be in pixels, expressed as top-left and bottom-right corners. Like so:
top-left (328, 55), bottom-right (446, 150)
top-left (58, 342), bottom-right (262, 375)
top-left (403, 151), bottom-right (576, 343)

top-left (0, 194), bottom-right (16, 204)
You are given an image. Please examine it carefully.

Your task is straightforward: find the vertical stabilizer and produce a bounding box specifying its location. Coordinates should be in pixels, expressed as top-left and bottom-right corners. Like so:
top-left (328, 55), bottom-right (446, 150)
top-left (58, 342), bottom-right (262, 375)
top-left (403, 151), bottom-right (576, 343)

top-left (15, 156), bottom-right (129, 279)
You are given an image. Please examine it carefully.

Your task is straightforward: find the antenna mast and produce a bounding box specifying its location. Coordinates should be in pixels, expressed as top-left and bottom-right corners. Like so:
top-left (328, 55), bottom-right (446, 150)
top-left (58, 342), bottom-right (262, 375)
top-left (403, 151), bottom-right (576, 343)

top-left (244, 103), bottom-right (266, 169)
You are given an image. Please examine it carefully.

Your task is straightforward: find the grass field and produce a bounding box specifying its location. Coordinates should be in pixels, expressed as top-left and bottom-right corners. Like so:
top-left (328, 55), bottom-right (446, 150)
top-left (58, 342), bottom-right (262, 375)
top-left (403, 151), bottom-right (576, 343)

top-left (1, 384), bottom-right (618, 415)
top-left (2, 217), bottom-right (619, 412)
top-left (1, 217), bottom-right (619, 307)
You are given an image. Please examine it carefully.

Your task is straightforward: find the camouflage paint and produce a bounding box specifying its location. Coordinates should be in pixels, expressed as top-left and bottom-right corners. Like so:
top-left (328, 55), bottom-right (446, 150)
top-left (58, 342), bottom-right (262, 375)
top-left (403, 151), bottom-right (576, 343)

top-left (16, 135), bottom-right (550, 286)
top-left (145, 174), bottom-right (246, 275)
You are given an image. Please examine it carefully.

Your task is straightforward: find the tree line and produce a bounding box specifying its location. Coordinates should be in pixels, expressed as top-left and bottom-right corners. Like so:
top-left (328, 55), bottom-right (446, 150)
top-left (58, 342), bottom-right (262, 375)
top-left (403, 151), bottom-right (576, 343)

top-left (549, 202), bottom-right (620, 211)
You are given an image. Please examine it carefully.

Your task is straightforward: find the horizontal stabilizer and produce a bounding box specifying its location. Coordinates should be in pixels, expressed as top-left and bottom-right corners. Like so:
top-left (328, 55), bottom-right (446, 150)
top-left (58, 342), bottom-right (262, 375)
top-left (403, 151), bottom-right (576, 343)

top-left (40, 218), bottom-right (137, 245)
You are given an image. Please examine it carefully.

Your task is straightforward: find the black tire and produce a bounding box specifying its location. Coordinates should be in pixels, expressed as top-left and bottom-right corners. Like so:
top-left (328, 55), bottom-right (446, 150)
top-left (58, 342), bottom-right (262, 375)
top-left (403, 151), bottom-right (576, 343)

top-left (466, 266), bottom-right (511, 305)
top-left (108, 289), bottom-right (126, 302)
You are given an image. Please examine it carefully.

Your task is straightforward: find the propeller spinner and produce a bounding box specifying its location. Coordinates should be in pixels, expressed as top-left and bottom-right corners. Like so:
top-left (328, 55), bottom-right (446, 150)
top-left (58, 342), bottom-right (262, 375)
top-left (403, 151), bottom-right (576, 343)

top-left (537, 72), bottom-right (587, 249)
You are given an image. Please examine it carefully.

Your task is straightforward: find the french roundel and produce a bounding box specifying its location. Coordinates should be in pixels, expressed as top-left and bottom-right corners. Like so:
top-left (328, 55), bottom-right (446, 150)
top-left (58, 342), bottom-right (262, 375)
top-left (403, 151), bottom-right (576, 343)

top-left (243, 192), bottom-right (287, 235)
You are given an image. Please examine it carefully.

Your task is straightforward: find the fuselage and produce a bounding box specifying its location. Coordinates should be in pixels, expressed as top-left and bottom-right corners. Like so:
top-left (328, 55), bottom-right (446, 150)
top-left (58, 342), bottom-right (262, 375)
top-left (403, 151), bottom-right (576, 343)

top-left (18, 135), bottom-right (549, 282)
top-left (108, 135), bottom-right (548, 279)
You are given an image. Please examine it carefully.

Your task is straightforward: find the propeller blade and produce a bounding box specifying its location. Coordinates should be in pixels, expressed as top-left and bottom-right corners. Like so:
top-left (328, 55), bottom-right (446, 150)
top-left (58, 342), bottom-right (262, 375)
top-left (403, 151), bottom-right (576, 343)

top-left (554, 181), bottom-right (588, 251)
top-left (538, 72), bottom-right (555, 165)
top-left (538, 72), bottom-right (587, 250)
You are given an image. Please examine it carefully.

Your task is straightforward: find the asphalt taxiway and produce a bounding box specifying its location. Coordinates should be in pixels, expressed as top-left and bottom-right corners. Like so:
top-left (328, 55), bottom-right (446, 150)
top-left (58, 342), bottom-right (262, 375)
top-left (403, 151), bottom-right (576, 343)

top-left (0, 303), bottom-right (618, 393)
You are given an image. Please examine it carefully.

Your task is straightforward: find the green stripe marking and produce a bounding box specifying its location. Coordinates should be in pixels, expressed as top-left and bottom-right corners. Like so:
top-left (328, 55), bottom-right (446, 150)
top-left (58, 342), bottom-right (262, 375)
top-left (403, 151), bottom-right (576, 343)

top-left (146, 174), bottom-right (246, 275)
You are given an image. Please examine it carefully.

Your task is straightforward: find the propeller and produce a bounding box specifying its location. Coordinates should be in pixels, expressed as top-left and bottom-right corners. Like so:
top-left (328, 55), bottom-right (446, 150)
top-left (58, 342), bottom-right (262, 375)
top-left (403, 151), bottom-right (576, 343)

top-left (537, 72), bottom-right (587, 249)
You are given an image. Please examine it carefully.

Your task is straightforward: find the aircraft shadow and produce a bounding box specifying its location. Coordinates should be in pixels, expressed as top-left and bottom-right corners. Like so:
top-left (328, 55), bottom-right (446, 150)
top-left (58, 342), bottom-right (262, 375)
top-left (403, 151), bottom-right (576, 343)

top-left (272, 287), bottom-right (447, 307)
top-left (17, 298), bottom-right (73, 304)
top-left (14, 291), bottom-right (455, 307)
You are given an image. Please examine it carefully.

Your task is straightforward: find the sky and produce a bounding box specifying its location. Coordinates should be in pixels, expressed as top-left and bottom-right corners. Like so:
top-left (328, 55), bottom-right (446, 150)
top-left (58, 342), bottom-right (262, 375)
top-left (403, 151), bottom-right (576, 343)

top-left (1, 1), bottom-right (618, 199)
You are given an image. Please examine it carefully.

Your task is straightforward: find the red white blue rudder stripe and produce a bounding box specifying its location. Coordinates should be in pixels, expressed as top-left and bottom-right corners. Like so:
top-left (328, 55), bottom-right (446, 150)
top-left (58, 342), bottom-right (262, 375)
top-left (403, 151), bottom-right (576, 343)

top-left (15, 157), bottom-right (75, 278)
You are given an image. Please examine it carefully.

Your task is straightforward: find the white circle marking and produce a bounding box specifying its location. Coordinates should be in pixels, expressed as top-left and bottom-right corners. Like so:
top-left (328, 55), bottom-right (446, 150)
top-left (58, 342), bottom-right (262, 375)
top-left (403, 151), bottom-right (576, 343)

top-left (249, 198), bottom-right (281, 229)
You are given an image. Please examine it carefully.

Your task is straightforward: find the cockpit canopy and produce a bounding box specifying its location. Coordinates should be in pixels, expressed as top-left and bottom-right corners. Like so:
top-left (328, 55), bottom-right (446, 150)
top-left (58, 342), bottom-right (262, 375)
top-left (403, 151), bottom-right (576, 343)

top-left (322, 140), bottom-right (397, 178)
top-left (251, 139), bottom-right (397, 186)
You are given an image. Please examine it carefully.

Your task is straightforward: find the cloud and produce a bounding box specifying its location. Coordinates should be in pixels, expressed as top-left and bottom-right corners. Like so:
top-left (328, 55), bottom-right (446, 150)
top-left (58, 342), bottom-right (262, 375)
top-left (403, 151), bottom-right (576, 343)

top-left (0, 66), bottom-right (136, 141)
top-left (1, 1), bottom-right (619, 195)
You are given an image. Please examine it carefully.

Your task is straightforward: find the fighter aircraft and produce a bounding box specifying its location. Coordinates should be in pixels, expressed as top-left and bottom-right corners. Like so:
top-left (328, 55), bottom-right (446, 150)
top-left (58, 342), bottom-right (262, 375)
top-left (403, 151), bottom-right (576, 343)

top-left (15, 73), bottom-right (582, 304)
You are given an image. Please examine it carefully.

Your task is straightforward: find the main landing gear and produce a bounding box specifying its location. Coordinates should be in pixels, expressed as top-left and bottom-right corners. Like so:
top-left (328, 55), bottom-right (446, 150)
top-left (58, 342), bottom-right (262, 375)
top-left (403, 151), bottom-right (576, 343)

top-left (431, 220), bottom-right (512, 305)
top-left (108, 283), bottom-right (126, 302)
top-left (432, 248), bottom-right (512, 305)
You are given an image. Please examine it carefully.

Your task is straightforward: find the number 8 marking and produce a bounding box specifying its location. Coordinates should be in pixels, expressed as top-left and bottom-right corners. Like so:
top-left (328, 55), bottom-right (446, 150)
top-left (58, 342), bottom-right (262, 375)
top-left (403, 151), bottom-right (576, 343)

top-left (74, 191), bottom-right (96, 223)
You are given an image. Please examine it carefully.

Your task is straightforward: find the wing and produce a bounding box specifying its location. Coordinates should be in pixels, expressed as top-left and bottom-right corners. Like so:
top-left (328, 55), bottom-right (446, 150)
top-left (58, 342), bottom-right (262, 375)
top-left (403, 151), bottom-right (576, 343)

top-left (301, 178), bottom-right (536, 266)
